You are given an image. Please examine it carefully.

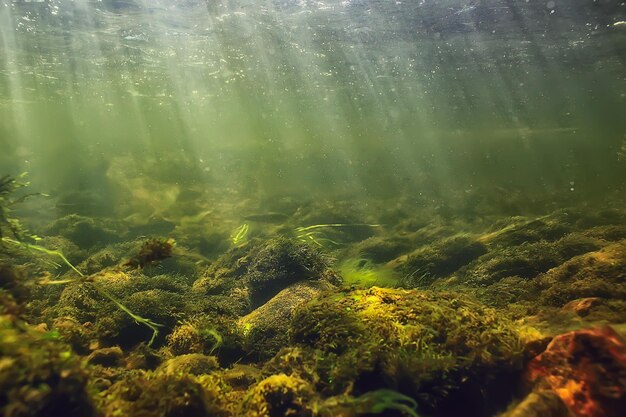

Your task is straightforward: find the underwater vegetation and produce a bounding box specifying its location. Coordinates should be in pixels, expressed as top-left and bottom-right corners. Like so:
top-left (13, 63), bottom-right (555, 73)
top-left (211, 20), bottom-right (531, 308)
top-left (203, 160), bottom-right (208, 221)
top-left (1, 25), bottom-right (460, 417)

top-left (1, 172), bottom-right (626, 417)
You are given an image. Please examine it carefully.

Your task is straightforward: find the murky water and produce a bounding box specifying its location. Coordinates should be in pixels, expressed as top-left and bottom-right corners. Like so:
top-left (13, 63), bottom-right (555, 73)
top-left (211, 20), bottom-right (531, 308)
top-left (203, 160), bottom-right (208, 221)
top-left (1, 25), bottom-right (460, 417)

top-left (2, 0), bottom-right (624, 213)
top-left (1, 2), bottom-right (626, 417)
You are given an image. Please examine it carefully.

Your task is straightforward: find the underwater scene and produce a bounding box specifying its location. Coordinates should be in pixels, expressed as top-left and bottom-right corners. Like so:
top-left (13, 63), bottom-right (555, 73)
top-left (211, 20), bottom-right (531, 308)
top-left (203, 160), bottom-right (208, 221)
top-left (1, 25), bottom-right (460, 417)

top-left (1, 0), bottom-right (626, 416)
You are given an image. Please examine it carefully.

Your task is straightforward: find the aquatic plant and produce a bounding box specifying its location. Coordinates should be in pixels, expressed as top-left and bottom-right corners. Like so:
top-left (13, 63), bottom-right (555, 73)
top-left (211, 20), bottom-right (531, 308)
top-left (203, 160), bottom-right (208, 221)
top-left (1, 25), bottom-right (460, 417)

top-left (1, 174), bottom-right (164, 346)
top-left (340, 389), bottom-right (420, 417)
top-left (294, 223), bottom-right (381, 247)
top-left (0, 173), bottom-right (43, 243)
top-left (338, 257), bottom-right (399, 287)
top-left (231, 223), bottom-right (249, 246)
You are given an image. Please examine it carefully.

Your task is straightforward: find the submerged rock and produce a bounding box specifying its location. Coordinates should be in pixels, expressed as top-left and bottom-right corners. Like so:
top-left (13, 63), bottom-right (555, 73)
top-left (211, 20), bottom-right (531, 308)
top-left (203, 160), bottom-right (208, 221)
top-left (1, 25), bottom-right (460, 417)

top-left (287, 287), bottom-right (528, 416)
top-left (0, 315), bottom-right (96, 417)
top-left (238, 373), bottom-right (315, 417)
top-left (238, 280), bottom-right (335, 361)
top-left (538, 240), bottom-right (626, 308)
top-left (99, 370), bottom-right (232, 417)
top-left (527, 326), bottom-right (626, 417)
top-left (193, 236), bottom-right (336, 311)
top-left (396, 234), bottom-right (487, 286)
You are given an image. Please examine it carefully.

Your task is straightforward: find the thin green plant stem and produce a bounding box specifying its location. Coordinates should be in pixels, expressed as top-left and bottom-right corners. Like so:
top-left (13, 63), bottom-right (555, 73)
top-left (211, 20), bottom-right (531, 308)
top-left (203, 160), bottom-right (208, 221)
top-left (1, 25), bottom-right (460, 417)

top-left (2, 237), bottom-right (84, 276)
top-left (3, 236), bottom-right (163, 346)
top-left (295, 223), bottom-right (382, 233)
top-left (92, 283), bottom-right (163, 347)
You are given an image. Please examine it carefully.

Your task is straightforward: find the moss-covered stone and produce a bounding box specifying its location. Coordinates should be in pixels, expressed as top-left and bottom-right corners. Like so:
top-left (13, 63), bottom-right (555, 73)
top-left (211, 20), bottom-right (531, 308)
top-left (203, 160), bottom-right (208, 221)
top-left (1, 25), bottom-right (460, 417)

top-left (461, 233), bottom-right (601, 286)
top-left (157, 354), bottom-right (220, 376)
top-left (193, 237), bottom-right (334, 311)
top-left (0, 315), bottom-right (96, 417)
top-left (99, 371), bottom-right (231, 417)
top-left (237, 280), bottom-right (335, 361)
top-left (46, 214), bottom-right (121, 249)
top-left (538, 240), bottom-right (626, 307)
top-left (238, 374), bottom-right (314, 417)
top-left (48, 270), bottom-right (196, 349)
top-left (347, 235), bottom-right (413, 263)
top-left (398, 234), bottom-right (487, 286)
top-left (243, 237), bottom-right (333, 307)
top-left (289, 287), bottom-right (527, 414)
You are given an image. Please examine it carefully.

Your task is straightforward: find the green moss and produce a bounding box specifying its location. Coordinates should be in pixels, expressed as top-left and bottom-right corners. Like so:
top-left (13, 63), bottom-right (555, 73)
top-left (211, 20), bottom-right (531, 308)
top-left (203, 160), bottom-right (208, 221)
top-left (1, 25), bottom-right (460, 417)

top-left (99, 371), bottom-right (231, 417)
top-left (338, 257), bottom-right (399, 287)
top-left (289, 287), bottom-right (525, 412)
top-left (462, 233), bottom-right (603, 286)
top-left (0, 315), bottom-right (96, 417)
top-left (348, 235), bottom-right (413, 263)
top-left (399, 234), bottom-right (487, 286)
top-left (239, 374), bottom-right (314, 417)
top-left (244, 236), bottom-right (332, 306)
top-left (537, 241), bottom-right (626, 306)
top-left (46, 214), bottom-right (120, 249)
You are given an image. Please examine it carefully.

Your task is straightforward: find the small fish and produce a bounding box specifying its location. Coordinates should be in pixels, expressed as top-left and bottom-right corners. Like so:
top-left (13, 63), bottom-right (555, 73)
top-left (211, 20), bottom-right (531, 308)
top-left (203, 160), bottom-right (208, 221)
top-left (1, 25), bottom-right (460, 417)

top-left (243, 212), bottom-right (289, 223)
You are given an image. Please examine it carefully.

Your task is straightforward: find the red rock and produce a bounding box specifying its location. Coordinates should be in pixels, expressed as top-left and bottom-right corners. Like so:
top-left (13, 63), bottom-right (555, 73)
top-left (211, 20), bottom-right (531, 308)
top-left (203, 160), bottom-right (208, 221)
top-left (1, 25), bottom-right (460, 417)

top-left (562, 297), bottom-right (602, 316)
top-left (527, 326), bottom-right (626, 417)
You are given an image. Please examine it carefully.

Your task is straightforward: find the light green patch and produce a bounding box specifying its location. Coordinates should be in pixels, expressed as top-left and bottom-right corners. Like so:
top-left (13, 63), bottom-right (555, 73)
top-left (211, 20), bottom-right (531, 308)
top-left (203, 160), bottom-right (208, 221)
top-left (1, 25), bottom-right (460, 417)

top-left (338, 257), bottom-right (399, 287)
top-left (231, 223), bottom-right (249, 246)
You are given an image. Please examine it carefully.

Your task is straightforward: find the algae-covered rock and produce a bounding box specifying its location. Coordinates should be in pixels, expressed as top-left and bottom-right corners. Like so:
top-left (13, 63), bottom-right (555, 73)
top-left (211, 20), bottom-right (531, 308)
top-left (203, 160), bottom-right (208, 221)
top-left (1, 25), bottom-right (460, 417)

top-left (157, 354), bottom-right (220, 376)
top-left (237, 280), bottom-right (335, 361)
top-left (0, 315), bottom-right (96, 417)
top-left (462, 233), bottom-right (601, 287)
top-left (99, 370), bottom-right (232, 417)
top-left (347, 235), bottom-right (413, 263)
top-left (167, 316), bottom-right (229, 356)
top-left (77, 241), bottom-right (136, 275)
top-left (289, 287), bottom-right (527, 415)
top-left (243, 237), bottom-right (333, 307)
top-left (538, 240), bottom-right (626, 307)
top-left (49, 270), bottom-right (195, 348)
top-left (397, 234), bottom-right (487, 286)
top-left (238, 373), bottom-right (315, 417)
top-left (478, 214), bottom-right (573, 247)
top-left (103, 288), bottom-right (186, 346)
top-left (193, 236), bottom-right (335, 311)
top-left (87, 346), bottom-right (125, 367)
top-left (46, 214), bottom-right (121, 249)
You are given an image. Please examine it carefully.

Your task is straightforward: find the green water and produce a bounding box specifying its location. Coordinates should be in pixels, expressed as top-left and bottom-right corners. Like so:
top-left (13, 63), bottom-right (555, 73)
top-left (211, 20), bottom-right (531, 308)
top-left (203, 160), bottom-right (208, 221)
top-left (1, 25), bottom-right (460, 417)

top-left (2, 3), bottom-right (626, 416)
top-left (2, 0), bottom-right (624, 221)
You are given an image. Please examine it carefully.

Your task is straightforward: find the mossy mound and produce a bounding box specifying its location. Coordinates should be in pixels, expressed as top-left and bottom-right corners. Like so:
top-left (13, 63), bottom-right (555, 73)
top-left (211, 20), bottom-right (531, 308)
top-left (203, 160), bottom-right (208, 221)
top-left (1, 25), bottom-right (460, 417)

top-left (0, 315), bottom-right (96, 417)
top-left (98, 371), bottom-right (232, 417)
top-left (45, 214), bottom-right (121, 249)
top-left (237, 280), bottom-right (335, 361)
top-left (347, 235), bottom-right (413, 264)
top-left (397, 234), bottom-right (487, 286)
top-left (47, 270), bottom-right (195, 348)
top-left (461, 233), bottom-right (601, 286)
top-left (238, 373), bottom-right (315, 417)
top-left (166, 314), bottom-right (242, 364)
top-left (538, 240), bottom-right (626, 307)
top-left (289, 287), bottom-right (526, 415)
top-left (244, 237), bottom-right (334, 307)
top-left (193, 236), bottom-right (335, 311)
